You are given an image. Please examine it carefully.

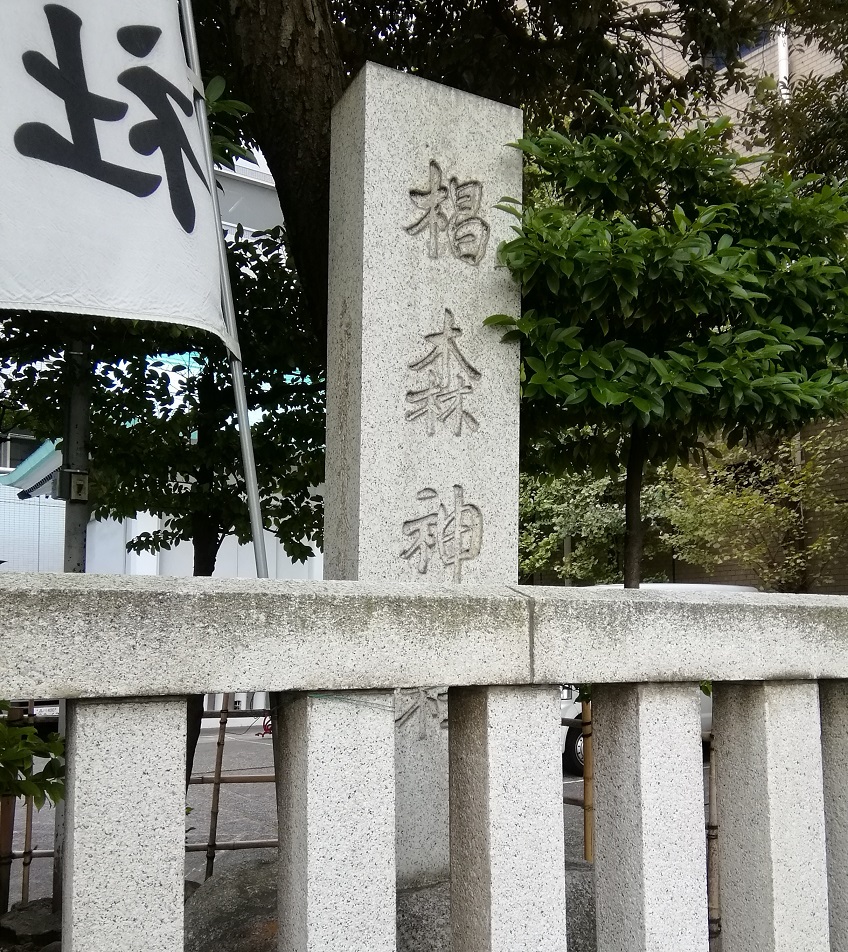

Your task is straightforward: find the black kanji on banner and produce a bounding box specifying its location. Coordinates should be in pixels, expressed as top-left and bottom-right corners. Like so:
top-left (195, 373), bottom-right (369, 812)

top-left (14, 4), bottom-right (207, 233)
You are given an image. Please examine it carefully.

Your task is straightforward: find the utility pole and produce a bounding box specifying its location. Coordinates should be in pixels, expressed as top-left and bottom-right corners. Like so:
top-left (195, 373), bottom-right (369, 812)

top-left (61, 341), bottom-right (91, 572)
top-left (53, 339), bottom-right (91, 912)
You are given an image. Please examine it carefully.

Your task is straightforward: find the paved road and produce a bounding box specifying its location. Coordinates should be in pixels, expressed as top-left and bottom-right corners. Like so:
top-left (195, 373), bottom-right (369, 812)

top-left (8, 719), bottom-right (280, 904)
top-left (7, 722), bottom-right (707, 906)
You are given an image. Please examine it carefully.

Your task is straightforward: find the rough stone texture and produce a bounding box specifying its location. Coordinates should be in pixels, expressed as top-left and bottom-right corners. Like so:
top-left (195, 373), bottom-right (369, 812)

top-left (396, 882), bottom-right (451, 952)
top-left (449, 686), bottom-right (567, 951)
top-left (565, 868), bottom-right (596, 952)
top-left (394, 687), bottom-right (450, 888)
top-left (274, 691), bottom-right (396, 952)
top-left (0, 574), bottom-right (530, 699)
top-left (63, 698), bottom-right (186, 952)
top-left (593, 683), bottom-right (708, 952)
top-left (184, 854), bottom-right (277, 952)
top-left (325, 61), bottom-right (522, 585)
top-left (713, 681), bottom-right (830, 951)
top-left (0, 898), bottom-right (60, 944)
top-left (185, 860), bottom-right (596, 952)
top-left (528, 585), bottom-right (848, 685)
top-left (325, 61), bottom-right (523, 892)
top-left (816, 681), bottom-right (848, 949)
top-left (186, 858), bottom-right (452, 952)
top-left (7, 576), bottom-right (848, 699)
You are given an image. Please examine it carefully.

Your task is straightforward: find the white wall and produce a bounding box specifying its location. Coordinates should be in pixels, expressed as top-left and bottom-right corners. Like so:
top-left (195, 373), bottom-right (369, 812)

top-left (88, 511), bottom-right (323, 581)
top-left (0, 486), bottom-right (65, 573)
top-left (1, 495), bottom-right (323, 580)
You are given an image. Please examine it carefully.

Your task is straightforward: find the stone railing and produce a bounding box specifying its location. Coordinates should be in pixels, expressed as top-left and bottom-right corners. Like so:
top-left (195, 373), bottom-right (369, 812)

top-left (3, 573), bottom-right (848, 952)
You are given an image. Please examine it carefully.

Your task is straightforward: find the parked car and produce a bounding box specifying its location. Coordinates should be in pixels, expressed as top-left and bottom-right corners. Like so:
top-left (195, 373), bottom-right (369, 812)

top-left (559, 583), bottom-right (754, 775)
top-left (560, 687), bottom-right (585, 775)
top-left (561, 687), bottom-right (713, 775)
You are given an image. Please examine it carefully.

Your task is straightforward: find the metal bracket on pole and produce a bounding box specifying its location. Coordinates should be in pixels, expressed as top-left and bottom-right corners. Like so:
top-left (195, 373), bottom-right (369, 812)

top-left (179, 0), bottom-right (269, 579)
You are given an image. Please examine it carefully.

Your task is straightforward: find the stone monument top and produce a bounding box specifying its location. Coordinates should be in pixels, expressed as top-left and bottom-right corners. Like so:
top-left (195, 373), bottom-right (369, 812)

top-left (325, 62), bottom-right (522, 587)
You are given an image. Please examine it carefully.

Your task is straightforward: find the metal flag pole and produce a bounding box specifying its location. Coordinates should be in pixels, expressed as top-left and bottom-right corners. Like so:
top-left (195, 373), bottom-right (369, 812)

top-left (179, 0), bottom-right (269, 578)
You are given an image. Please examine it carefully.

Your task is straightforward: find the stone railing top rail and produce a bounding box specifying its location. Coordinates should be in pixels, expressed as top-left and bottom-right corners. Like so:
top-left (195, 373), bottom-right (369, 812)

top-left (4, 573), bottom-right (848, 698)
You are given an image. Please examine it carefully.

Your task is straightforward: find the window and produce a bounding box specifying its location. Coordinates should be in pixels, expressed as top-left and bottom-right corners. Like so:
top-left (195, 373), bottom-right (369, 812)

top-left (0, 431), bottom-right (37, 471)
top-left (706, 28), bottom-right (770, 71)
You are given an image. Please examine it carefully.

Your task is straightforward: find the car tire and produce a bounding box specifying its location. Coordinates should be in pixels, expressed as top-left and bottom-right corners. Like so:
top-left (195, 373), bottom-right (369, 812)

top-left (563, 723), bottom-right (584, 776)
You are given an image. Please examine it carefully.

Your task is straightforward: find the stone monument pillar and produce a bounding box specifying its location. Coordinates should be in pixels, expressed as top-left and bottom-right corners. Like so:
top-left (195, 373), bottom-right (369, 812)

top-left (325, 62), bottom-right (522, 891)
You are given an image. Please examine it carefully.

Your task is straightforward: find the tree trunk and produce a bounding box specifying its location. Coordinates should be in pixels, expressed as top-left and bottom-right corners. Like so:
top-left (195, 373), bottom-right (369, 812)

top-left (185, 372), bottom-right (224, 787)
top-left (185, 516), bottom-right (221, 788)
top-left (221, 0), bottom-right (344, 343)
top-left (623, 426), bottom-right (647, 589)
top-left (185, 694), bottom-right (206, 789)
top-left (790, 432), bottom-right (809, 592)
top-left (191, 513), bottom-right (220, 577)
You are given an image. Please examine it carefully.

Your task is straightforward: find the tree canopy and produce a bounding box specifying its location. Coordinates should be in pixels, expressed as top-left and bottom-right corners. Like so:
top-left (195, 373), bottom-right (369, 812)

top-left (488, 99), bottom-right (848, 583)
top-left (1, 226), bottom-right (325, 575)
top-left (747, 67), bottom-right (848, 179)
top-left (663, 430), bottom-right (848, 592)
top-left (194, 0), bottom-right (828, 336)
top-left (519, 470), bottom-right (673, 585)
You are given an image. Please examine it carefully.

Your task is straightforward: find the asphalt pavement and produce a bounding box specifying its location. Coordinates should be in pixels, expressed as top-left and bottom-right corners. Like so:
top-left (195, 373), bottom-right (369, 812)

top-left (7, 721), bottom-right (708, 908)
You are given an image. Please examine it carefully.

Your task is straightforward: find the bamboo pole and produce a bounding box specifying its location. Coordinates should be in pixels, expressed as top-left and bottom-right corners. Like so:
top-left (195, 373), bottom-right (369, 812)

top-left (21, 701), bottom-right (34, 906)
top-left (0, 706), bottom-right (24, 913)
top-left (54, 345), bottom-right (89, 914)
top-left (0, 795), bottom-right (15, 914)
top-left (190, 774), bottom-right (274, 785)
top-left (204, 695), bottom-right (231, 881)
top-left (188, 839), bottom-right (278, 852)
top-left (707, 733), bottom-right (722, 947)
top-left (582, 700), bottom-right (594, 863)
top-left (20, 797), bottom-right (33, 906)
top-left (50, 701), bottom-right (65, 915)
top-left (9, 838), bottom-right (280, 859)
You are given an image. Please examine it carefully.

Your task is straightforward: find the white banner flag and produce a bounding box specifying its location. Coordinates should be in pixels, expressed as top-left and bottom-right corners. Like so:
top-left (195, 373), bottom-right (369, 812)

top-left (0, 0), bottom-right (234, 351)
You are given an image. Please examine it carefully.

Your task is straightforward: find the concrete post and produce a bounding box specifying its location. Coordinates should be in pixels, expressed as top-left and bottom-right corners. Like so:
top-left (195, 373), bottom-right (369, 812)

top-left (62, 698), bottom-right (186, 952)
top-left (54, 340), bottom-right (91, 912)
top-left (61, 340), bottom-right (90, 575)
top-left (449, 685), bottom-right (567, 952)
top-left (713, 681), bottom-right (830, 952)
top-left (274, 691), bottom-right (396, 952)
top-left (818, 680), bottom-right (848, 950)
top-left (325, 60), bottom-right (523, 895)
top-left (592, 683), bottom-right (708, 952)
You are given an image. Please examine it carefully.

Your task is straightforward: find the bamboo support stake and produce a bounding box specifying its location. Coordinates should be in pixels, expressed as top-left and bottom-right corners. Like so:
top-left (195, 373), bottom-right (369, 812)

top-left (55, 345), bottom-right (89, 915)
top-left (707, 733), bottom-right (722, 947)
top-left (190, 774), bottom-right (274, 785)
top-left (50, 699), bottom-right (66, 915)
top-left (20, 797), bottom-right (33, 906)
top-left (582, 700), bottom-right (594, 863)
top-left (0, 707), bottom-right (23, 913)
top-left (9, 837), bottom-right (280, 859)
top-left (0, 795), bottom-right (15, 915)
top-left (188, 838), bottom-right (278, 852)
top-left (204, 694), bottom-right (231, 881)
top-left (21, 701), bottom-right (34, 906)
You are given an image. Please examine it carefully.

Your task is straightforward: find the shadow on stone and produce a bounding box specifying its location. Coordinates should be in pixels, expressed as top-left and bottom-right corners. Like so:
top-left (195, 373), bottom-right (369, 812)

top-left (0, 898), bottom-right (61, 950)
top-left (397, 881), bottom-right (450, 952)
top-left (185, 853), bottom-right (277, 952)
top-left (185, 853), bottom-right (596, 952)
